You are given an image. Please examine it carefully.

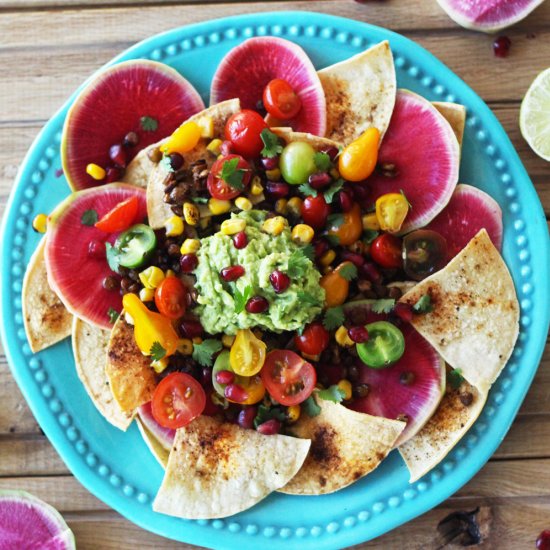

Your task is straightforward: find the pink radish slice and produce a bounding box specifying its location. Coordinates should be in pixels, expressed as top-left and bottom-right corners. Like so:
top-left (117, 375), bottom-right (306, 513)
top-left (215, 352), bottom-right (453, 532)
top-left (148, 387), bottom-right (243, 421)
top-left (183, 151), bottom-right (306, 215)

top-left (45, 184), bottom-right (147, 330)
top-left (138, 402), bottom-right (175, 451)
top-left (425, 183), bottom-right (503, 261)
top-left (210, 37), bottom-right (326, 136)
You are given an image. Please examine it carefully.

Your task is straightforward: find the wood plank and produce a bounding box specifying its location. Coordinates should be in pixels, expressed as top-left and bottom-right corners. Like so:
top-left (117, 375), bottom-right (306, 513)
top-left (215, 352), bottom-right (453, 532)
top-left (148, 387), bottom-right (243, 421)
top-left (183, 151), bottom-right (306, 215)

top-left (493, 414), bottom-right (550, 460)
top-left (0, 437), bottom-right (68, 476)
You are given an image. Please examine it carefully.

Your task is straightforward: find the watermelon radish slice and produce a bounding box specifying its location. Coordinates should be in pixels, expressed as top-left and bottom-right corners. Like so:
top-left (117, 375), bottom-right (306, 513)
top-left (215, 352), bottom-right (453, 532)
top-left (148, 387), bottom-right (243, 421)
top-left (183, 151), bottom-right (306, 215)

top-left (365, 90), bottom-right (460, 234)
top-left (61, 60), bottom-right (205, 191)
top-left (437, 0), bottom-right (545, 33)
top-left (425, 183), bottom-right (503, 261)
top-left (138, 402), bottom-right (175, 451)
top-left (210, 37), bottom-right (326, 136)
top-left (45, 184), bottom-right (147, 329)
top-left (0, 490), bottom-right (75, 549)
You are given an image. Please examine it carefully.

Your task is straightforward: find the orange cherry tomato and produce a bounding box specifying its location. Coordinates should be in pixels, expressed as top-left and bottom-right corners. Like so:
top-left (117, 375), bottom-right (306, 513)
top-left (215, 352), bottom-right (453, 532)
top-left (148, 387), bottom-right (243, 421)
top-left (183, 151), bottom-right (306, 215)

top-left (263, 79), bottom-right (302, 120)
top-left (154, 276), bottom-right (187, 320)
top-left (328, 203), bottom-right (362, 246)
top-left (339, 127), bottom-right (380, 182)
top-left (320, 262), bottom-right (353, 307)
top-left (95, 196), bottom-right (139, 233)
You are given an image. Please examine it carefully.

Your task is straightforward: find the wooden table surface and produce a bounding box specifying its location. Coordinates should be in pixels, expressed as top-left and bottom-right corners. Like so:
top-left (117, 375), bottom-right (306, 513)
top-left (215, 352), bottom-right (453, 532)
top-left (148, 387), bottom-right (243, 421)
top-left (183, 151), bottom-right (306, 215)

top-left (1, 0), bottom-right (549, 548)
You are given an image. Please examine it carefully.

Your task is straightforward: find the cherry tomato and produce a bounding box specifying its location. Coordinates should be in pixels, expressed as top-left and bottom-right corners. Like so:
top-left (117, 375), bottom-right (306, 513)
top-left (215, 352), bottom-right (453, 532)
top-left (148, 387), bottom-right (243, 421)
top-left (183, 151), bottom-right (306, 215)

top-left (154, 276), bottom-right (187, 319)
top-left (301, 195), bottom-right (330, 229)
top-left (94, 196), bottom-right (139, 233)
top-left (260, 350), bottom-right (317, 406)
top-left (320, 261), bottom-right (352, 307)
top-left (230, 329), bottom-right (267, 377)
top-left (263, 79), bottom-right (302, 120)
top-left (207, 154), bottom-right (252, 200)
top-left (295, 322), bottom-right (330, 356)
top-left (328, 203), bottom-right (362, 246)
top-left (370, 233), bottom-right (403, 269)
top-left (151, 372), bottom-right (206, 429)
top-left (375, 193), bottom-right (409, 233)
top-left (403, 229), bottom-right (448, 280)
top-left (338, 128), bottom-right (380, 182)
top-left (225, 109), bottom-right (268, 158)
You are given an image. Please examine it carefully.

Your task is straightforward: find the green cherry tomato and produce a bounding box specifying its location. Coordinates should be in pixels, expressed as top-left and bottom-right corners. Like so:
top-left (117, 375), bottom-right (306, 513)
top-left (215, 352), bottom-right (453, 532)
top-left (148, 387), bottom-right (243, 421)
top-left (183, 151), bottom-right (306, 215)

top-left (279, 141), bottom-right (317, 185)
top-left (356, 321), bottom-right (405, 368)
top-left (212, 350), bottom-right (232, 396)
top-left (113, 223), bottom-right (156, 269)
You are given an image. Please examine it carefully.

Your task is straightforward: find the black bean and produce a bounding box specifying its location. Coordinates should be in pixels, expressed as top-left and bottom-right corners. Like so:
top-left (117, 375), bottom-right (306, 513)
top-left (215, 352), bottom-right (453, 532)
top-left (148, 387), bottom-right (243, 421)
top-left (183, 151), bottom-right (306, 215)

top-left (123, 131), bottom-right (139, 148)
top-left (353, 383), bottom-right (370, 398)
top-left (399, 372), bottom-right (415, 386)
top-left (373, 284), bottom-right (388, 298)
top-left (170, 205), bottom-right (184, 216)
top-left (169, 186), bottom-right (188, 204)
top-left (388, 286), bottom-right (403, 300)
top-left (357, 279), bottom-right (372, 293)
top-left (147, 147), bottom-right (162, 163)
top-left (102, 276), bottom-right (119, 291)
top-left (167, 243), bottom-right (181, 256)
top-left (128, 283), bottom-right (141, 294)
top-left (120, 277), bottom-right (133, 291)
top-left (347, 364), bottom-right (359, 381)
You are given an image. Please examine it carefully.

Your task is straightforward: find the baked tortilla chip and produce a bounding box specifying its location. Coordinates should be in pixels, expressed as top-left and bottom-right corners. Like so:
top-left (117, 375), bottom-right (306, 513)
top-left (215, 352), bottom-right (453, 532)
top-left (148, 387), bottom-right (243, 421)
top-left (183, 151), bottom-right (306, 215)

top-left (272, 127), bottom-right (342, 150)
top-left (105, 316), bottom-right (157, 411)
top-left (22, 237), bottom-right (72, 352)
top-left (399, 229), bottom-right (520, 393)
top-left (280, 399), bottom-right (405, 495)
top-left (433, 101), bottom-right (466, 149)
top-left (153, 416), bottom-right (310, 519)
top-left (136, 418), bottom-right (169, 469)
top-left (72, 318), bottom-right (134, 430)
top-left (399, 378), bottom-right (487, 482)
top-left (318, 41), bottom-right (396, 144)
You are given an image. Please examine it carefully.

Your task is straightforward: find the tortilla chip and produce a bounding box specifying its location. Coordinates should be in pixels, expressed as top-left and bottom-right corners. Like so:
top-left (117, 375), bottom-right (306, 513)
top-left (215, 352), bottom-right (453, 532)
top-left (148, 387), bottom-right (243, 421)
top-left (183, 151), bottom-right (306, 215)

top-left (153, 416), bottom-right (310, 519)
top-left (136, 418), bottom-right (169, 469)
top-left (22, 237), bottom-right (72, 352)
top-left (433, 102), bottom-right (466, 149)
top-left (105, 315), bottom-right (157, 411)
top-left (318, 41), bottom-right (396, 144)
top-left (399, 229), bottom-right (519, 393)
top-left (272, 127), bottom-right (342, 150)
top-left (72, 318), bottom-right (134, 430)
top-left (399, 379), bottom-right (487, 482)
top-left (280, 399), bottom-right (405, 495)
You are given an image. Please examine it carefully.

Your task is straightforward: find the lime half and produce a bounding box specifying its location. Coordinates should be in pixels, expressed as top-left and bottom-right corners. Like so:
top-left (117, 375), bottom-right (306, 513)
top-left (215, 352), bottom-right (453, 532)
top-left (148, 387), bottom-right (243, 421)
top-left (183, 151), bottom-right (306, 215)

top-left (520, 67), bottom-right (550, 162)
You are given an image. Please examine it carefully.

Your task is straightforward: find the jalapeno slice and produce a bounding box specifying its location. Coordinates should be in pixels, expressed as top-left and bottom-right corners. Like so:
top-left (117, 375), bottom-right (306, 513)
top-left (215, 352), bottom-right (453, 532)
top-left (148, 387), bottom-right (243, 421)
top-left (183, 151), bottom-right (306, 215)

top-left (357, 321), bottom-right (405, 368)
top-left (115, 223), bottom-right (156, 269)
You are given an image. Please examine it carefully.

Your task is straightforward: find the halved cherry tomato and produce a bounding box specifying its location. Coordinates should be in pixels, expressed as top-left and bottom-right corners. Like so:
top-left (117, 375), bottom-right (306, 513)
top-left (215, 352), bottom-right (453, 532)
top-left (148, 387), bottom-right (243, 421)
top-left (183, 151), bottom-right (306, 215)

top-left (151, 372), bottom-right (206, 429)
top-left (261, 350), bottom-right (316, 406)
top-left (154, 276), bottom-right (187, 319)
top-left (327, 203), bottom-right (362, 245)
top-left (370, 233), bottom-right (403, 269)
top-left (95, 196), bottom-right (139, 233)
top-left (225, 110), bottom-right (268, 158)
top-left (301, 195), bottom-right (330, 229)
top-left (263, 79), bottom-right (302, 120)
top-left (207, 154), bottom-right (252, 200)
top-left (375, 193), bottom-right (409, 233)
top-left (230, 329), bottom-right (267, 377)
top-left (295, 322), bottom-right (330, 356)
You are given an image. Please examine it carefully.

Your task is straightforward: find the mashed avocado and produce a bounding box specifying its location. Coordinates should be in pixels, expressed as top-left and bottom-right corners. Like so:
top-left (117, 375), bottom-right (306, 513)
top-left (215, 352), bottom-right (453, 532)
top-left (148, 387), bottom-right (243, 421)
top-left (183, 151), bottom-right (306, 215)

top-left (194, 211), bottom-right (325, 335)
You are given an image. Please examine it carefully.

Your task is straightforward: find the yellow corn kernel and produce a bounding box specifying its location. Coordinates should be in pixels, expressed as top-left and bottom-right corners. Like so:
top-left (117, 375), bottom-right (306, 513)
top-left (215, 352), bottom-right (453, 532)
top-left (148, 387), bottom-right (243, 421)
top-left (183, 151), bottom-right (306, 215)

top-left (164, 215), bottom-right (184, 237)
top-left (362, 212), bottom-right (380, 231)
top-left (151, 357), bottom-right (169, 374)
top-left (180, 239), bottom-right (201, 255)
top-left (32, 213), bottom-right (48, 234)
top-left (220, 218), bottom-right (247, 235)
top-left (335, 326), bottom-right (354, 347)
top-left (291, 224), bottom-right (314, 245)
top-left (206, 138), bottom-right (223, 156)
top-left (274, 199), bottom-right (288, 215)
top-left (302, 352), bottom-right (320, 362)
top-left (183, 202), bottom-right (200, 226)
top-left (177, 338), bottom-right (194, 355)
top-left (196, 116), bottom-right (214, 139)
top-left (192, 337), bottom-right (203, 345)
top-left (139, 266), bottom-right (165, 289)
top-left (222, 334), bottom-right (235, 348)
top-left (139, 287), bottom-right (155, 302)
top-left (262, 216), bottom-right (287, 236)
top-left (235, 197), bottom-right (253, 212)
top-left (320, 250), bottom-right (336, 267)
top-left (330, 167), bottom-right (340, 180)
top-left (200, 216), bottom-right (211, 229)
top-left (86, 163), bottom-right (106, 181)
top-left (208, 198), bottom-right (232, 216)
top-left (250, 176), bottom-right (264, 196)
top-left (161, 121), bottom-right (201, 154)
top-left (165, 269), bottom-right (176, 279)
top-left (287, 405), bottom-right (301, 423)
top-left (287, 197), bottom-right (303, 218)
top-left (265, 168), bottom-right (281, 181)
top-left (337, 379), bottom-right (353, 401)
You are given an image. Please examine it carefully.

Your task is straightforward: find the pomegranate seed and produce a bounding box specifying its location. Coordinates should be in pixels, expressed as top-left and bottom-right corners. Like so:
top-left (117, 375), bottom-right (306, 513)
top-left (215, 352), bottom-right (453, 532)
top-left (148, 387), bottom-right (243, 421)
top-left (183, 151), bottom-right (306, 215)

top-left (340, 250), bottom-right (364, 268)
top-left (320, 145), bottom-right (339, 161)
top-left (203, 390), bottom-right (219, 416)
top-left (256, 418), bottom-right (281, 435)
top-left (220, 140), bottom-right (233, 156)
top-left (224, 383), bottom-right (248, 403)
top-left (269, 270), bottom-right (291, 293)
top-left (123, 131), bottom-right (139, 148)
top-left (265, 181), bottom-right (290, 200)
top-left (233, 231), bottom-right (248, 249)
top-left (87, 239), bottom-right (104, 258)
top-left (536, 530), bottom-right (550, 550)
top-left (215, 370), bottom-right (235, 385)
top-left (394, 302), bottom-right (413, 323)
top-left (314, 238), bottom-right (329, 259)
top-left (246, 296), bottom-right (269, 314)
top-left (361, 261), bottom-right (383, 284)
top-left (104, 166), bottom-right (123, 183)
top-left (348, 326), bottom-right (370, 343)
top-left (493, 36), bottom-right (511, 58)
top-left (109, 144), bottom-right (127, 168)
top-left (308, 172), bottom-right (331, 189)
top-left (221, 265), bottom-right (245, 282)
top-left (179, 319), bottom-right (203, 339)
top-left (261, 156), bottom-right (279, 170)
top-left (339, 190), bottom-right (353, 212)
top-left (180, 253), bottom-right (198, 273)
top-left (201, 368), bottom-right (212, 387)
top-left (237, 407), bottom-right (257, 430)
top-left (169, 153), bottom-right (184, 171)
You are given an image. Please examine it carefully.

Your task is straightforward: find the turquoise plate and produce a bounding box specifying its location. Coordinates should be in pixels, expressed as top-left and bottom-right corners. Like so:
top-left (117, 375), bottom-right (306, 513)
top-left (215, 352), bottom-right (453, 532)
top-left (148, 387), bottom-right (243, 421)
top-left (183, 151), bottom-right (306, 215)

top-left (1, 12), bottom-right (549, 549)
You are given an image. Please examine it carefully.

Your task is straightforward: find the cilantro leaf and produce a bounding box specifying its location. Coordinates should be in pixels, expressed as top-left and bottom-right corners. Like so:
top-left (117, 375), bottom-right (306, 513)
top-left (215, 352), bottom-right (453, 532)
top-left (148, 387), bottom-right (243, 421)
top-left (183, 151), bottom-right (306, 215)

top-left (260, 129), bottom-right (283, 158)
top-left (314, 151), bottom-right (332, 172)
top-left (105, 243), bottom-right (121, 272)
top-left (192, 197), bottom-right (208, 204)
top-left (363, 229), bottom-right (379, 244)
top-left (338, 262), bottom-right (358, 281)
top-left (302, 243), bottom-right (314, 261)
top-left (140, 116), bottom-right (158, 132)
top-left (327, 213), bottom-right (345, 228)
top-left (323, 306), bottom-right (345, 330)
top-left (192, 339), bottom-right (222, 367)
top-left (219, 157), bottom-right (245, 191)
top-left (81, 209), bottom-right (98, 226)
top-left (160, 155), bottom-right (175, 172)
top-left (323, 179), bottom-right (344, 204)
top-left (234, 285), bottom-right (253, 314)
top-left (107, 307), bottom-right (119, 324)
top-left (298, 183), bottom-right (318, 197)
top-left (370, 298), bottom-right (396, 314)
top-left (287, 249), bottom-right (311, 278)
top-left (317, 384), bottom-right (346, 403)
top-left (400, 189), bottom-right (412, 209)
top-left (253, 404), bottom-right (286, 428)
top-left (302, 396), bottom-right (321, 417)
top-left (448, 368), bottom-right (464, 390)
top-left (297, 291), bottom-right (322, 307)
top-left (413, 294), bottom-right (433, 313)
top-left (150, 341), bottom-right (166, 361)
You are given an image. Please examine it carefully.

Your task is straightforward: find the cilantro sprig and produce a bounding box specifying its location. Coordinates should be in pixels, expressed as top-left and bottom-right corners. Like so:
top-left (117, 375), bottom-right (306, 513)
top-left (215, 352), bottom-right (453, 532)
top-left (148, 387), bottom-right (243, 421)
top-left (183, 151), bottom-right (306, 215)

top-left (413, 294), bottom-right (433, 313)
top-left (260, 129), bottom-right (283, 158)
top-left (81, 209), bottom-right (98, 226)
top-left (323, 306), bottom-right (345, 330)
top-left (219, 157), bottom-right (246, 191)
top-left (313, 151), bottom-right (331, 172)
top-left (234, 285), bottom-right (253, 314)
top-left (107, 307), bottom-right (119, 324)
top-left (253, 404), bottom-right (286, 428)
top-left (298, 179), bottom-right (343, 204)
top-left (448, 368), bottom-right (465, 390)
top-left (302, 385), bottom-right (347, 418)
top-left (150, 341), bottom-right (166, 362)
top-left (140, 116), bottom-right (158, 132)
top-left (287, 248), bottom-right (311, 278)
top-left (297, 291), bottom-right (322, 307)
top-left (337, 262), bottom-right (358, 282)
top-left (192, 339), bottom-right (223, 367)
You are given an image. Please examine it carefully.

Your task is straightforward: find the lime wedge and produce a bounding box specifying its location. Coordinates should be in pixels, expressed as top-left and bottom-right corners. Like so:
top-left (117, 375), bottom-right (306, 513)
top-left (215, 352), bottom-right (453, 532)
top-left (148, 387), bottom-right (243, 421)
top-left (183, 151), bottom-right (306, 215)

top-left (520, 68), bottom-right (550, 161)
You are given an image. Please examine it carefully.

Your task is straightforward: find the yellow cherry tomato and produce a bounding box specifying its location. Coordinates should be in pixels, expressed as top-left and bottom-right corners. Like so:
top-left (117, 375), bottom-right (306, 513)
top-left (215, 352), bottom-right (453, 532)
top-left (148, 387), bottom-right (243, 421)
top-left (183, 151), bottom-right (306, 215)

top-left (161, 121), bottom-right (201, 155)
top-left (230, 329), bottom-right (267, 377)
top-left (338, 127), bottom-right (380, 182)
top-left (375, 192), bottom-right (410, 233)
top-left (328, 203), bottom-right (363, 246)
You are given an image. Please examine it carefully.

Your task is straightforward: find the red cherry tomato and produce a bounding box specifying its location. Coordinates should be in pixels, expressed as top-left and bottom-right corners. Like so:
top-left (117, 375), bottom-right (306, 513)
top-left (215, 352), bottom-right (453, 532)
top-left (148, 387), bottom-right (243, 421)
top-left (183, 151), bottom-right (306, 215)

top-left (95, 196), bottom-right (139, 233)
top-left (301, 195), bottom-right (330, 229)
top-left (151, 372), bottom-right (206, 429)
top-left (207, 154), bottom-right (252, 200)
top-left (154, 276), bottom-right (187, 319)
top-left (225, 110), bottom-right (268, 158)
top-left (295, 322), bottom-right (330, 356)
top-left (370, 233), bottom-right (403, 269)
top-left (260, 350), bottom-right (317, 406)
top-left (263, 79), bottom-right (302, 120)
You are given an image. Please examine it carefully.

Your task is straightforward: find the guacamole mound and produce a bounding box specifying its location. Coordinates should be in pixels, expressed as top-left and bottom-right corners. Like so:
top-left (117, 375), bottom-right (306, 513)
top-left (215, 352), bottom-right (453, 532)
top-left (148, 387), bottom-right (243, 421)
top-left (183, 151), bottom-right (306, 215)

top-left (194, 211), bottom-right (325, 335)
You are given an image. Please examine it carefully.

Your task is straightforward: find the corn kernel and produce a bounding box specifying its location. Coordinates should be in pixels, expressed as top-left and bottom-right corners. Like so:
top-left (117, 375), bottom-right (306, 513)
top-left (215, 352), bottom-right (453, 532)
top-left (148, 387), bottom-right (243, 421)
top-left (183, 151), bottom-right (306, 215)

top-left (291, 224), bottom-right (314, 245)
top-left (151, 357), bottom-right (169, 374)
top-left (274, 199), bottom-right (288, 215)
top-left (250, 176), bottom-right (264, 196)
top-left (287, 197), bottom-right (303, 218)
top-left (262, 216), bottom-right (287, 236)
top-left (164, 215), bottom-right (184, 237)
top-left (208, 198), bottom-right (232, 216)
top-left (86, 163), bottom-right (106, 181)
top-left (196, 116), bottom-right (214, 139)
top-left (177, 338), bottom-right (194, 355)
top-left (337, 379), bottom-right (353, 400)
top-left (249, 191), bottom-right (265, 205)
top-left (265, 168), bottom-right (281, 181)
top-left (139, 288), bottom-right (155, 302)
top-left (180, 239), bottom-right (201, 254)
top-left (220, 218), bottom-right (247, 235)
top-left (139, 266), bottom-right (165, 289)
top-left (183, 202), bottom-right (200, 226)
top-left (335, 326), bottom-right (354, 347)
top-left (362, 212), bottom-right (380, 231)
top-left (206, 138), bottom-right (223, 156)
top-left (287, 405), bottom-right (301, 423)
top-left (32, 213), bottom-right (48, 234)
top-left (330, 167), bottom-right (340, 180)
top-left (222, 334), bottom-right (235, 348)
top-left (302, 352), bottom-right (320, 362)
top-left (165, 269), bottom-right (176, 279)
top-left (235, 197), bottom-right (253, 212)
top-left (320, 250), bottom-right (336, 266)
top-left (192, 337), bottom-right (203, 345)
